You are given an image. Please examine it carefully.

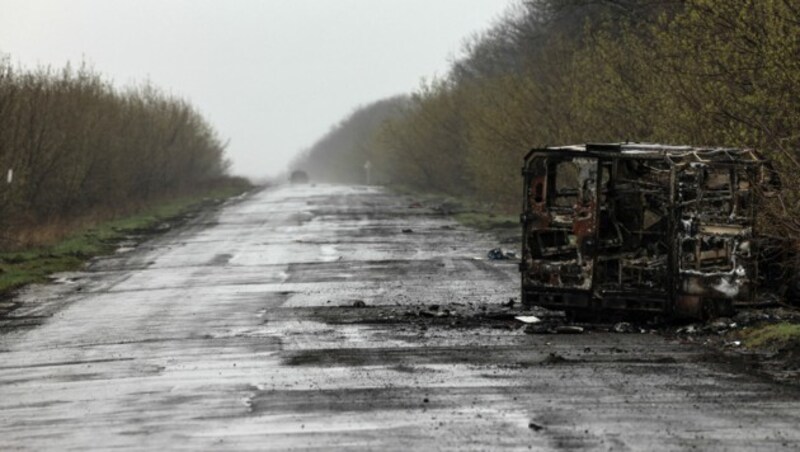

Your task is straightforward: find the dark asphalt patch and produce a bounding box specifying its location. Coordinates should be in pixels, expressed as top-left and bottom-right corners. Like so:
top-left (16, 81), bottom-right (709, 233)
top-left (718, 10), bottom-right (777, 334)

top-left (285, 259), bottom-right (450, 284)
top-left (282, 346), bottom-right (547, 367)
top-left (248, 386), bottom-right (527, 415)
top-left (277, 304), bottom-right (551, 330)
top-left (0, 357), bottom-right (136, 371)
top-left (208, 253), bottom-right (233, 265)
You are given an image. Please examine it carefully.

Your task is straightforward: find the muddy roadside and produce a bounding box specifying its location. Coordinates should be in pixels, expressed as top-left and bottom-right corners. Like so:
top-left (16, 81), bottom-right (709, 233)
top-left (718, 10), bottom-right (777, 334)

top-left (399, 191), bottom-right (800, 385)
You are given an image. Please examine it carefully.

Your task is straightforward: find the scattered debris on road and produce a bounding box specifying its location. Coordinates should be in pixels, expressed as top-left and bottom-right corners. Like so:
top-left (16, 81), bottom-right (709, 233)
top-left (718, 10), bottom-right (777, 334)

top-left (528, 421), bottom-right (545, 432)
top-left (542, 352), bottom-right (571, 364)
top-left (613, 322), bottom-right (636, 334)
top-left (555, 325), bottom-right (584, 334)
top-left (487, 248), bottom-right (516, 260)
top-left (514, 315), bottom-right (541, 324)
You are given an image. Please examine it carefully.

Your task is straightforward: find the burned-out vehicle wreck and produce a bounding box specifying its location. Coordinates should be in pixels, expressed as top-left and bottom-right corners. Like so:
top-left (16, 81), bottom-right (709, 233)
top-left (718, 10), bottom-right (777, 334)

top-left (520, 143), bottom-right (788, 319)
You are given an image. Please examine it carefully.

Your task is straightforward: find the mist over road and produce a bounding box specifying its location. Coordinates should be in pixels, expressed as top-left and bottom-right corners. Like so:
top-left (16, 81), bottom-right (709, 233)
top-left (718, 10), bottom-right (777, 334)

top-left (1, 185), bottom-right (799, 450)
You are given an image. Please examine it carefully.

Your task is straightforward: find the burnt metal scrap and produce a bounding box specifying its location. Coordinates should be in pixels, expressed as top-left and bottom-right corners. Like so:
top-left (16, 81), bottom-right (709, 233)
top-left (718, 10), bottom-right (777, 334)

top-left (520, 143), bottom-right (783, 319)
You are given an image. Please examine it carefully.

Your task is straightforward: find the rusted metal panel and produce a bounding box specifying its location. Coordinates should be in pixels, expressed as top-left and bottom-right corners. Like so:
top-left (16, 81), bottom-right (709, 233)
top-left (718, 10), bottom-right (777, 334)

top-left (520, 143), bottom-right (771, 319)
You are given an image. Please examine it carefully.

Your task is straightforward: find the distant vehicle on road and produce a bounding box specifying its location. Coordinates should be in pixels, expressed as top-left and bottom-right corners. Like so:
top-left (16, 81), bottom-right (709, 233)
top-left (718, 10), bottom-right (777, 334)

top-left (290, 170), bottom-right (309, 184)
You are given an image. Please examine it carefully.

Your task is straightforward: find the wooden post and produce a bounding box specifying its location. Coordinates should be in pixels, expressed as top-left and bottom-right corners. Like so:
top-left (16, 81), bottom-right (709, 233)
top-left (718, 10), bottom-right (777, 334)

top-left (364, 160), bottom-right (372, 185)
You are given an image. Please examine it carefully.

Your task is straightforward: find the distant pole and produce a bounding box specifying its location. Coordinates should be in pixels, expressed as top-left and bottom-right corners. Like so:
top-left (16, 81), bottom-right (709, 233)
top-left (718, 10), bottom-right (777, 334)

top-left (2, 169), bottom-right (11, 209)
top-left (364, 160), bottom-right (372, 185)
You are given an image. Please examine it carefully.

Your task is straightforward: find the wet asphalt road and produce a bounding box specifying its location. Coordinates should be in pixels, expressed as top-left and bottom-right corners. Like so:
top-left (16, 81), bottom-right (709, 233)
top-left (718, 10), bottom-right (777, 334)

top-left (1, 184), bottom-right (800, 451)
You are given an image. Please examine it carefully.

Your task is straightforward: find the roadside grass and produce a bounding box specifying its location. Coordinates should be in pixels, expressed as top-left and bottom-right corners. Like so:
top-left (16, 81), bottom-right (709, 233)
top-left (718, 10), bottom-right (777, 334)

top-left (389, 185), bottom-right (520, 243)
top-left (737, 322), bottom-right (800, 350)
top-left (0, 184), bottom-right (250, 297)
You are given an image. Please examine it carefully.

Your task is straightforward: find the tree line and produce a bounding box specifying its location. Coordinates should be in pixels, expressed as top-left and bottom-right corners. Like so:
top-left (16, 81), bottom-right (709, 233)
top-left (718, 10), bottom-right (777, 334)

top-left (293, 0), bottom-right (800, 239)
top-left (0, 59), bottom-right (242, 249)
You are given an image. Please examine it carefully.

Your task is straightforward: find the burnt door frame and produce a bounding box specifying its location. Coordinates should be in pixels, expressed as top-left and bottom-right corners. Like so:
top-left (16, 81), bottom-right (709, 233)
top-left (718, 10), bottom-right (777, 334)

top-left (522, 151), bottom-right (601, 295)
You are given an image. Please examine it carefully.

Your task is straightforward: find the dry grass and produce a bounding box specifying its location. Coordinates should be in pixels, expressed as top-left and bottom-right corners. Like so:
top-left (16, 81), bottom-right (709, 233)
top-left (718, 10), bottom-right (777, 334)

top-left (737, 323), bottom-right (800, 350)
top-left (0, 184), bottom-right (250, 296)
top-left (5, 215), bottom-right (105, 250)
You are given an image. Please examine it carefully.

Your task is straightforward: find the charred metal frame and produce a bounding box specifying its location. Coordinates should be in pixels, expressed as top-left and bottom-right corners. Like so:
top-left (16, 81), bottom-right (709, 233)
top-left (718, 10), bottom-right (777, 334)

top-left (520, 143), bottom-right (767, 318)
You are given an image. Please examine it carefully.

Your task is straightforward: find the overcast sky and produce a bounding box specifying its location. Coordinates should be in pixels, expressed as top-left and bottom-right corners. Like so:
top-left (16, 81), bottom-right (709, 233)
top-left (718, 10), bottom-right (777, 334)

top-left (0, 0), bottom-right (512, 179)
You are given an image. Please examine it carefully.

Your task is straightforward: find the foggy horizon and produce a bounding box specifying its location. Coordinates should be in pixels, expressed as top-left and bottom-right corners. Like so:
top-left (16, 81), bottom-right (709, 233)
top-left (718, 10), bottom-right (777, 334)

top-left (0, 0), bottom-right (513, 180)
